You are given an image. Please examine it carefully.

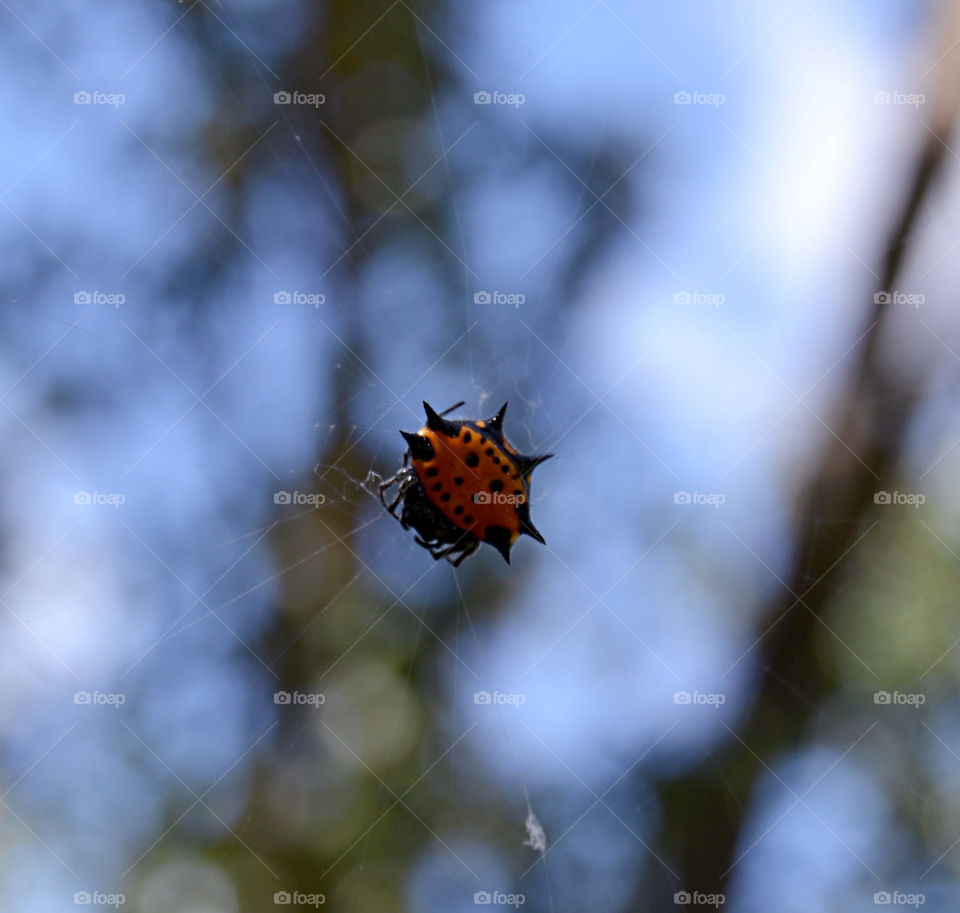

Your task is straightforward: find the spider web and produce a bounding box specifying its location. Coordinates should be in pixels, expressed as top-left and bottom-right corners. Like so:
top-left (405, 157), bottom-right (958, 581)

top-left (0, 0), bottom-right (919, 911)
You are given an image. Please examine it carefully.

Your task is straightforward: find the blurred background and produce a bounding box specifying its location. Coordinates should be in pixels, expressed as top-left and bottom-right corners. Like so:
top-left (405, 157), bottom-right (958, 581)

top-left (2, 0), bottom-right (960, 910)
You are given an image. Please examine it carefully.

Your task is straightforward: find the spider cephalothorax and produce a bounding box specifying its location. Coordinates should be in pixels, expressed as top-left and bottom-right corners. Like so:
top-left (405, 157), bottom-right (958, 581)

top-left (379, 401), bottom-right (552, 566)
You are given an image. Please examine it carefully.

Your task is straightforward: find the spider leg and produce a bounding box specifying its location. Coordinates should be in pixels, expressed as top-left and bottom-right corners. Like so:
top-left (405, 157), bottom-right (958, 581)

top-left (446, 539), bottom-right (479, 567)
top-left (381, 486), bottom-right (402, 516)
top-left (425, 534), bottom-right (479, 566)
top-left (378, 472), bottom-right (400, 506)
top-left (422, 539), bottom-right (454, 561)
top-left (379, 468), bottom-right (413, 516)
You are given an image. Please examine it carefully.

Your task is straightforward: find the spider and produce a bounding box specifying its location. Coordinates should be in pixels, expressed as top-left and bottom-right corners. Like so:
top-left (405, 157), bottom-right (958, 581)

top-left (380, 400), bottom-right (552, 566)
